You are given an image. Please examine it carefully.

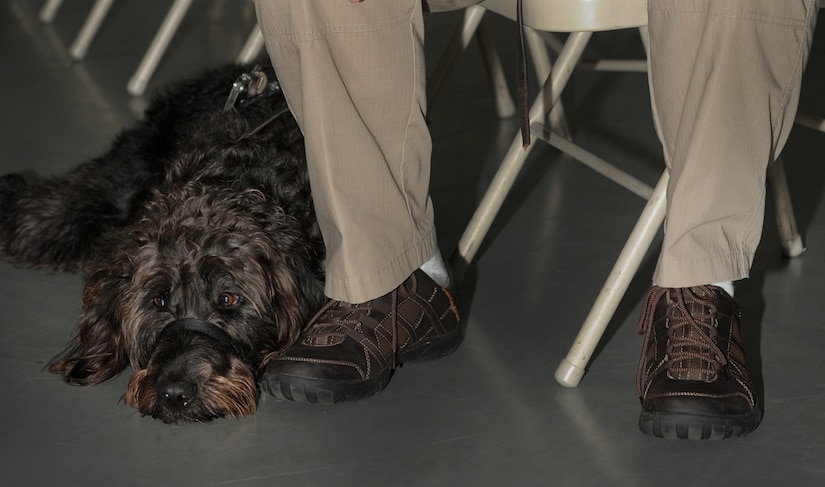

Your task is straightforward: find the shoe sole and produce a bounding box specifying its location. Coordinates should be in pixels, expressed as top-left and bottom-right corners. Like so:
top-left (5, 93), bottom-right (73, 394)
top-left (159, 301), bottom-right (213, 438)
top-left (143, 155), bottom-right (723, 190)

top-left (262, 324), bottom-right (465, 404)
top-left (261, 368), bottom-right (393, 404)
top-left (638, 406), bottom-right (762, 440)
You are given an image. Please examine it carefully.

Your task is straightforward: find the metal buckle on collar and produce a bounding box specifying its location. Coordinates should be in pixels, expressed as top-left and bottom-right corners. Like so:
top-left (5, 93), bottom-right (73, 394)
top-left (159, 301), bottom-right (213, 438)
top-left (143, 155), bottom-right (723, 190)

top-left (223, 65), bottom-right (282, 112)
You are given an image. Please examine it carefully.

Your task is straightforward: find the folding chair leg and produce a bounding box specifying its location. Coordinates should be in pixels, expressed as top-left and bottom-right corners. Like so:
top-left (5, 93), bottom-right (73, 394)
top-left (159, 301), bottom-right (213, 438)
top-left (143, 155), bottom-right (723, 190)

top-left (39, 0), bottom-right (64, 23)
top-left (127, 0), bottom-right (194, 96)
top-left (525, 28), bottom-right (551, 84)
top-left (475, 20), bottom-right (516, 118)
top-left (768, 157), bottom-right (805, 257)
top-left (524, 27), bottom-right (570, 138)
top-left (795, 113), bottom-right (825, 132)
top-left (428, 5), bottom-right (516, 118)
top-left (68, 0), bottom-right (115, 60)
top-left (427, 5), bottom-right (487, 111)
top-left (555, 171), bottom-right (669, 387)
top-left (237, 25), bottom-right (264, 64)
top-left (450, 31), bottom-right (592, 279)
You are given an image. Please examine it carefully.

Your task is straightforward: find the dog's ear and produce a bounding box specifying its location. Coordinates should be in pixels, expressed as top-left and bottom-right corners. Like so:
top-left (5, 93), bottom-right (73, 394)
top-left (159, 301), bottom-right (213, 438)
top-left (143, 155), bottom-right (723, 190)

top-left (266, 253), bottom-right (325, 351)
top-left (294, 257), bottom-right (326, 322)
top-left (49, 267), bottom-right (129, 385)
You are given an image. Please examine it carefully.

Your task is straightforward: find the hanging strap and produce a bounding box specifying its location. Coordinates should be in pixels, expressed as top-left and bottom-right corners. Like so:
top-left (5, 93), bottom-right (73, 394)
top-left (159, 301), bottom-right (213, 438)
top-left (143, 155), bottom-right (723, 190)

top-left (516, 0), bottom-right (530, 148)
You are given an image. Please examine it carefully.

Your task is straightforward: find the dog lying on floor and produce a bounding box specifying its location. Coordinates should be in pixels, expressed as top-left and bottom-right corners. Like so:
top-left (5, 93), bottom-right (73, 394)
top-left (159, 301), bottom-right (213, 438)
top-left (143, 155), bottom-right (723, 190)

top-left (0, 64), bottom-right (325, 423)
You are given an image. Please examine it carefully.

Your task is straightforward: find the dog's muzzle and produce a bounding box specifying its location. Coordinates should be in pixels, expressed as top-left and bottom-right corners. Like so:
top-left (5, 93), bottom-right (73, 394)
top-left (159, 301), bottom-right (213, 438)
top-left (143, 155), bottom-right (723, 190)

top-left (156, 318), bottom-right (249, 362)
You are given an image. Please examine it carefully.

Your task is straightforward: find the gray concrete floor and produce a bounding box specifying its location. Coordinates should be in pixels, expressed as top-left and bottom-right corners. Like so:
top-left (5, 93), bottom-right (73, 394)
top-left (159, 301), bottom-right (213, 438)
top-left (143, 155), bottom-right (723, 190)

top-left (2, 1), bottom-right (825, 485)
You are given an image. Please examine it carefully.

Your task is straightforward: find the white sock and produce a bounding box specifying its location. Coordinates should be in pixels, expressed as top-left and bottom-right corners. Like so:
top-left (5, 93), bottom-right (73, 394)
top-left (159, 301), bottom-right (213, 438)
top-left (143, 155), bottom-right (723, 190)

top-left (419, 249), bottom-right (449, 287)
top-left (712, 281), bottom-right (734, 297)
top-left (653, 280), bottom-right (735, 297)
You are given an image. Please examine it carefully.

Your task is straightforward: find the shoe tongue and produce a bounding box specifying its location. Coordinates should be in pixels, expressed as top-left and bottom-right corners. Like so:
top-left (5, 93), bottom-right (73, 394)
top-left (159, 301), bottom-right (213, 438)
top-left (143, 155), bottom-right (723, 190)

top-left (669, 324), bottom-right (718, 382)
top-left (666, 287), bottom-right (720, 382)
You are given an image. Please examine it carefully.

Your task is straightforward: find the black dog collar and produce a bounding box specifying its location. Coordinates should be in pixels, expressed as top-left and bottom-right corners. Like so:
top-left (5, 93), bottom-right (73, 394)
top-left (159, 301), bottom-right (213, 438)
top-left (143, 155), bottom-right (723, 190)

top-left (157, 318), bottom-right (249, 362)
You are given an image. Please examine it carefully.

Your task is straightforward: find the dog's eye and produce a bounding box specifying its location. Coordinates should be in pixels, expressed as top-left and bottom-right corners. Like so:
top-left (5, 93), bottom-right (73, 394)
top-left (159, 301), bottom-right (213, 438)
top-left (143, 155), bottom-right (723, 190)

top-left (218, 292), bottom-right (240, 307)
top-left (152, 294), bottom-right (167, 308)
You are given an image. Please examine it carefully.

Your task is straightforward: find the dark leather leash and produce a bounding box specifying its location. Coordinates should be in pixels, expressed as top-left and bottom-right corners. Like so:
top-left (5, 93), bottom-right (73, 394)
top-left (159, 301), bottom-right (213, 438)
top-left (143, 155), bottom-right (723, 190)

top-left (516, 0), bottom-right (530, 148)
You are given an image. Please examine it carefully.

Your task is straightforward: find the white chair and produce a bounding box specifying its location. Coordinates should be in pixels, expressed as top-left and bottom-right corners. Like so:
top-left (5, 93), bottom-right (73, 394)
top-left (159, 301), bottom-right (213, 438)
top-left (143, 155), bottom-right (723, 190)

top-left (125, 0), bottom-right (195, 95)
top-left (793, 0), bottom-right (825, 135)
top-left (40, 0), bottom-right (265, 96)
top-left (127, 10), bottom-right (264, 95)
top-left (38, 0), bottom-right (63, 22)
top-left (67, 0), bottom-right (116, 60)
top-left (433, 0), bottom-right (804, 388)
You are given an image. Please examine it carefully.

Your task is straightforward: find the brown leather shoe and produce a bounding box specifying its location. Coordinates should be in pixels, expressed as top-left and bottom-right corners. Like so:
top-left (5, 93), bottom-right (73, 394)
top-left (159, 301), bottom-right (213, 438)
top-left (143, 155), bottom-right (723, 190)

top-left (636, 285), bottom-right (761, 439)
top-left (261, 269), bottom-right (462, 403)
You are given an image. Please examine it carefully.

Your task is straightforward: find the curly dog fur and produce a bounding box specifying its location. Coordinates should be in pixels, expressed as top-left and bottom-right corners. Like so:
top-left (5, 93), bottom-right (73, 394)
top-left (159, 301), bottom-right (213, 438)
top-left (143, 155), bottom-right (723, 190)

top-left (0, 64), bottom-right (325, 423)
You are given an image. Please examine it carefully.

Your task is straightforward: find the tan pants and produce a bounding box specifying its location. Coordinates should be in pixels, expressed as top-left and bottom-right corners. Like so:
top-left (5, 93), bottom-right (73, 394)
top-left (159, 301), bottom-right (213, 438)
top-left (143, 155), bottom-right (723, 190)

top-left (254, 0), bottom-right (817, 301)
top-left (649, 0), bottom-right (818, 287)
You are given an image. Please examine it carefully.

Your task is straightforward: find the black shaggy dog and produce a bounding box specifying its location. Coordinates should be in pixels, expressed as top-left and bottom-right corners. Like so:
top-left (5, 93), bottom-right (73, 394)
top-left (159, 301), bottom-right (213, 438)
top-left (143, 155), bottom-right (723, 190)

top-left (0, 64), bottom-right (325, 423)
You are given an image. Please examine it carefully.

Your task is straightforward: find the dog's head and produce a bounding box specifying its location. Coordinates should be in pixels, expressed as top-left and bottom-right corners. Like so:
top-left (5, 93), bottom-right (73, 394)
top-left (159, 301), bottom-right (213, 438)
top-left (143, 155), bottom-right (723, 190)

top-left (49, 183), bottom-right (325, 423)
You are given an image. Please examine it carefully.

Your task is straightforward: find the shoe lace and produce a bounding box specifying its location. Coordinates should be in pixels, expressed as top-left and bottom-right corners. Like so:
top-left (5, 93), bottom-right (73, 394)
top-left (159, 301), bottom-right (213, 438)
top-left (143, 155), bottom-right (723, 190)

top-left (636, 286), bottom-right (727, 396)
top-left (308, 289), bottom-right (401, 369)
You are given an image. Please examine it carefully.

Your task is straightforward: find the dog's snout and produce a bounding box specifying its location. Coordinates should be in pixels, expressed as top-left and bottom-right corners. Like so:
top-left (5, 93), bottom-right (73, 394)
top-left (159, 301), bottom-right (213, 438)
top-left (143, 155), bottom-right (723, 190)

top-left (159, 380), bottom-right (197, 410)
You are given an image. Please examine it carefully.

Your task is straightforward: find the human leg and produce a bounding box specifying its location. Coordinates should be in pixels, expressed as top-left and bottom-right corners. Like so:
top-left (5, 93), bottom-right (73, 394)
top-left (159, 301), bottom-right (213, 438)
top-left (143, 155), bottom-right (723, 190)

top-left (254, 0), bottom-right (438, 303)
top-left (638, 0), bottom-right (818, 439)
top-left (650, 0), bottom-right (818, 287)
top-left (253, 0), bottom-right (463, 402)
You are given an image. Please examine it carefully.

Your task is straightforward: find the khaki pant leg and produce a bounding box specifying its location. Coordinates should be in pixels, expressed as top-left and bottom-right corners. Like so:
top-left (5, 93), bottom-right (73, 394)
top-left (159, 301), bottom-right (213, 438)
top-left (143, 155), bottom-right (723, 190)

top-left (254, 0), bottom-right (438, 303)
top-left (424, 0), bottom-right (481, 13)
top-left (648, 0), bottom-right (818, 287)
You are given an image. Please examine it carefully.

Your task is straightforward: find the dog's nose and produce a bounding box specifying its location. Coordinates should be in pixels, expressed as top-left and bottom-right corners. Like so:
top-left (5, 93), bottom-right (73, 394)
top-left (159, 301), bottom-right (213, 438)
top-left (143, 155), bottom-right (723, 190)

top-left (159, 381), bottom-right (197, 411)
